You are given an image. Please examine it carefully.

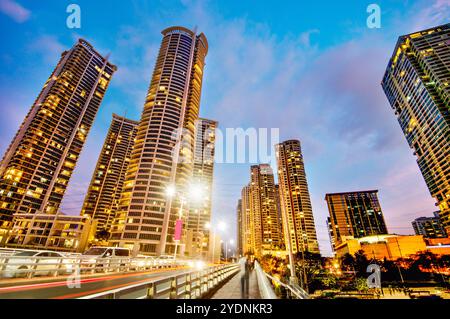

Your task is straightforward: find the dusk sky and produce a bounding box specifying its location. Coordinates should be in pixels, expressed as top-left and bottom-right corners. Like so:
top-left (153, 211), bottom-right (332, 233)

top-left (0, 0), bottom-right (449, 256)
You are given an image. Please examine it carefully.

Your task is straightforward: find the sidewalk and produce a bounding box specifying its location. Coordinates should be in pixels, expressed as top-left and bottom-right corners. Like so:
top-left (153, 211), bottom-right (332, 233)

top-left (211, 268), bottom-right (260, 299)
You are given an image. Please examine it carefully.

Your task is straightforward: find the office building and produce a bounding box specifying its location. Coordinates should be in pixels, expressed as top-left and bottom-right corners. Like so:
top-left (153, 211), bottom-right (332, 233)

top-left (325, 190), bottom-right (388, 251)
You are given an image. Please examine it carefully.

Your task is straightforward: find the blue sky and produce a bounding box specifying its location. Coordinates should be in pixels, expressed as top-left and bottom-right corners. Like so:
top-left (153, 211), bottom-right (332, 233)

top-left (0, 0), bottom-right (448, 256)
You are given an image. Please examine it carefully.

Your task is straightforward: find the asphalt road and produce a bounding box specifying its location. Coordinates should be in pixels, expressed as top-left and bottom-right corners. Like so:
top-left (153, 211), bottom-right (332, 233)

top-left (0, 267), bottom-right (188, 299)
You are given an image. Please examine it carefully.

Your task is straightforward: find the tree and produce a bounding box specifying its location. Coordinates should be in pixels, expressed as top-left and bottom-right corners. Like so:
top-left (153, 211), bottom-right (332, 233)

top-left (96, 229), bottom-right (110, 241)
top-left (341, 253), bottom-right (355, 272)
top-left (353, 250), bottom-right (370, 276)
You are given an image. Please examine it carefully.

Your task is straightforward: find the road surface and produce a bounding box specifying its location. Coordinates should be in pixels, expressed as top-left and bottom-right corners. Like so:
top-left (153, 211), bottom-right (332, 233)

top-left (0, 267), bottom-right (187, 299)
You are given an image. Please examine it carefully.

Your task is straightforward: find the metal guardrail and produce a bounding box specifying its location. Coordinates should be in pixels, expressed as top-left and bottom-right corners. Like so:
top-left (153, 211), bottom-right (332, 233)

top-left (79, 263), bottom-right (240, 299)
top-left (264, 272), bottom-right (310, 299)
top-left (0, 248), bottom-right (189, 279)
top-left (254, 261), bottom-right (278, 299)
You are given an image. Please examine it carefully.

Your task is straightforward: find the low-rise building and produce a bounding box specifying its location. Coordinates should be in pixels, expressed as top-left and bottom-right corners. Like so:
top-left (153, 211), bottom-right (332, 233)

top-left (334, 234), bottom-right (437, 260)
top-left (4, 213), bottom-right (97, 253)
top-left (412, 212), bottom-right (447, 238)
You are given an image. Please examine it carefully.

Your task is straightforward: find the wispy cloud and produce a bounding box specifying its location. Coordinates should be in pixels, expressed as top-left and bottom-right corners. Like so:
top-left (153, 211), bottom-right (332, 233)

top-left (28, 35), bottom-right (67, 63)
top-left (0, 0), bottom-right (30, 23)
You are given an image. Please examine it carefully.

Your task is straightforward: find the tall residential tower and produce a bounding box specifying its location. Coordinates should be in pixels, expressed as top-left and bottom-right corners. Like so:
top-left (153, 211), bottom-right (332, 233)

top-left (185, 118), bottom-right (217, 258)
top-left (250, 164), bottom-right (284, 254)
top-left (382, 24), bottom-right (450, 235)
top-left (110, 26), bottom-right (208, 255)
top-left (0, 39), bottom-right (116, 242)
top-left (81, 114), bottom-right (138, 235)
top-left (275, 140), bottom-right (319, 254)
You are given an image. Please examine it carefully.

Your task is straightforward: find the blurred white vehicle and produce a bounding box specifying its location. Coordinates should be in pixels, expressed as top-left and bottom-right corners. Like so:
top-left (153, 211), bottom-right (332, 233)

top-left (156, 254), bottom-right (175, 265)
top-left (0, 250), bottom-right (73, 278)
top-left (131, 255), bottom-right (155, 270)
top-left (79, 247), bottom-right (131, 272)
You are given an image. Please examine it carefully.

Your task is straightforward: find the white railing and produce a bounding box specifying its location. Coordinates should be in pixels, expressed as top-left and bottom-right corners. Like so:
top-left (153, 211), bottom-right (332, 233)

top-left (0, 249), bottom-right (190, 280)
top-left (79, 263), bottom-right (240, 299)
top-left (254, 261), bottom-right (278, 299)
top-left (263, 272), bottom-right (310, 299)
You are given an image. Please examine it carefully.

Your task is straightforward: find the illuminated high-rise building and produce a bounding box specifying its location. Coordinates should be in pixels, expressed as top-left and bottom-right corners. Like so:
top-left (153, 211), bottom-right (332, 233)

top-left (275, 140), bottom-right (319, 254)
top-left (325, 190), bottom-right (388, 251)
top-left (81, 114), bottom-right (138, 235)
top-left (237, 199), bottom-right (243, 257)
top-left (382, 24), bottom-right (450, 235)
top-left (412, 212), bottom-right (447, 239)
top-left (0, 39), bottom-right (116, 243)
top-left (240, 184), bottom-right (256, 255)
top-left (185, 118), bottom-right (217, 258)
top-left (250, 164), bottom-right (283, 254)
top-left (110, 26), bottom-right (208, 255)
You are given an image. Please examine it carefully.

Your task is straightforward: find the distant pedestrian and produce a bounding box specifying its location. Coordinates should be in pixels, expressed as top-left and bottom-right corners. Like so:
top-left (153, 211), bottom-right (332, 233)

top-left (240, 257), bottom-right (251, 298)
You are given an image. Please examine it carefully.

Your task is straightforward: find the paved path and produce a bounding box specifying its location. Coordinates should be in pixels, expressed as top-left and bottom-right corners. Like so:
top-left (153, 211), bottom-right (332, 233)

top-left (211, 268), bottom-right (260, 299)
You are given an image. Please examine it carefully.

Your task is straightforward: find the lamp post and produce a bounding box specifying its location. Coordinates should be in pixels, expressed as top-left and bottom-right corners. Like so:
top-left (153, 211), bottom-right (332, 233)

top-left (205, 221), bottom-right (227, 264)
top-left (226, 239), bottom-right (234, 262)
top-left (166, 183), bottom-right (206, 261)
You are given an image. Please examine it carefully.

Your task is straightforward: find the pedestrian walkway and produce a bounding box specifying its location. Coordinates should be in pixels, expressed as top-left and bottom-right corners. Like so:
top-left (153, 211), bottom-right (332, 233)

top-left (211, 268), bottom-right (261, 299)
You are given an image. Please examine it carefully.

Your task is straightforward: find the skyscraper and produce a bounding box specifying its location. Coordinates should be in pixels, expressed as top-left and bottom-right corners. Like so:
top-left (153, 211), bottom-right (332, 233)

top-left (382, 24), bottom-right (450, 235)
top-left (325, 190), bottom-right (388, 251)
top-left (81, 114), bottom-right (138, 235)
top-left (250, 164), bottom-right (283, 254)
top-left (275, 140), bottom-right (319, 254)
top-left (110, 26), bottom-right (208, 255)
top-left (412, 212), bottom-right (447, 238)
top-left (237, 199), bottom-right (243, 257)
top-left (185, 118), bottom-right (217, 258)
top-left (240, 184), bottom-right (256, 255)
top-left (0, 39), bottom-right (116, 243)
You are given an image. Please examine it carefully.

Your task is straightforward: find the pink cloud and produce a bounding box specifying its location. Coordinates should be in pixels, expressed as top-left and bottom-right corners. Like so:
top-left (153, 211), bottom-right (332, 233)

top-left (0, 0), bottom-right (30, 23)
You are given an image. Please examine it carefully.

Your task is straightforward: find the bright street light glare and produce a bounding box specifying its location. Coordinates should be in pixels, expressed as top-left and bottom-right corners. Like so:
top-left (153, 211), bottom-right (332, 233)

top-left (166, 184), bottom-right (176, 198)
top-left (218, 221), bottom-right (227, 231)
top-left (188, 182), bottom-right (205, 202)
top-left (204, 222), bottom-right (211, 230)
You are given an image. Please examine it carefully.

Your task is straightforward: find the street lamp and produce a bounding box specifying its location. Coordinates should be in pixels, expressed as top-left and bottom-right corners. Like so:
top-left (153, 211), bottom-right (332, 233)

top-left (166, 183), bottom-right (206, 260)
top-left (224, 239), bottom-right (234, 261)
top-left (206, 221), bottom-right (227, 264)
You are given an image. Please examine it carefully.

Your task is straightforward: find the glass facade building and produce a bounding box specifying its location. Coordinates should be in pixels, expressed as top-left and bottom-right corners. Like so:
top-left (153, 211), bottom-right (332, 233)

top-left (325, 190), bottom-right (388, 251)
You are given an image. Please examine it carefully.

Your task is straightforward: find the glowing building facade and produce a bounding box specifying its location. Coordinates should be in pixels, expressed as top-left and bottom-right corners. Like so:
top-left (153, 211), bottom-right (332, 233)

top-left (81, 114), bottom-right (138, 235)
top-left (382, 24), bottom-right (450, 235)
top-left (110, 27), bottom-right (208, 255)
top-left (275, 140), bottom-right (319, 254)
top-left (0, 39), bottom-right (116, 243)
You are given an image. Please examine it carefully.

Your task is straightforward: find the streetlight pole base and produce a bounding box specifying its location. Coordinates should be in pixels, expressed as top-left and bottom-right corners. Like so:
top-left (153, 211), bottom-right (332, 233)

top-left (289, 276), bottom-right (299, 285)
